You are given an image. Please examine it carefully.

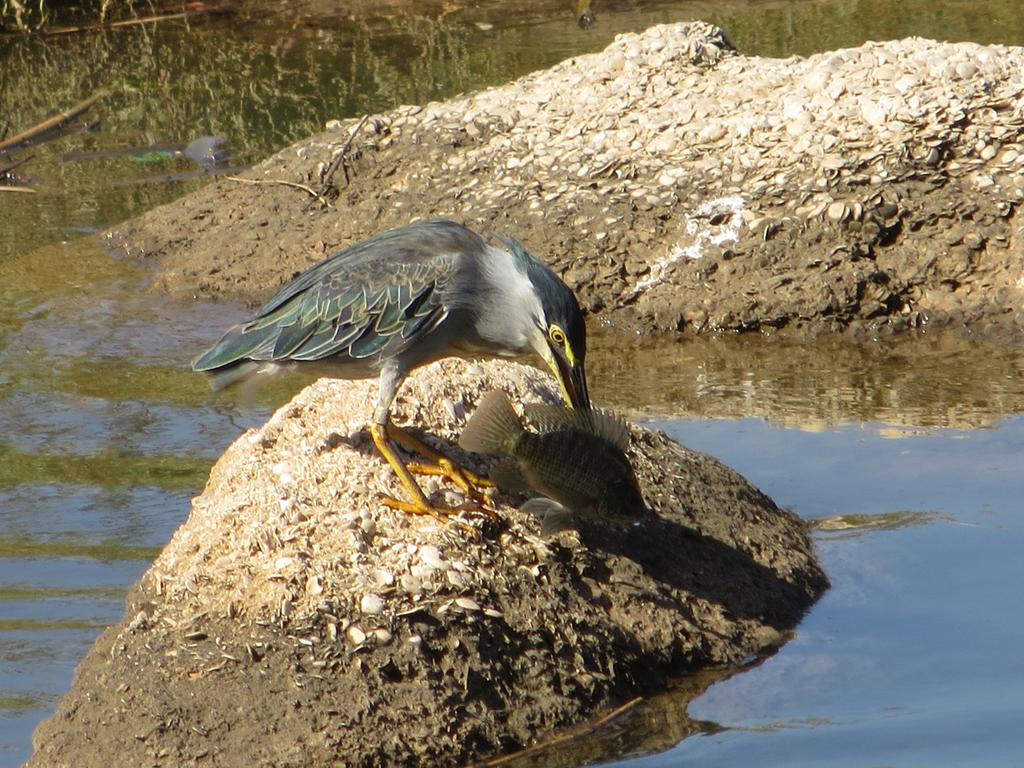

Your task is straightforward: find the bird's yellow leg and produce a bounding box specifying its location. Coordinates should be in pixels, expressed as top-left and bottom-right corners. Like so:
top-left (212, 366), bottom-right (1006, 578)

top-left (385, 424), bottom-right (495, 496)
top-left (370, 422), bottom-right (483, 522)
top-left (370, 422), bottom-right (452, 522)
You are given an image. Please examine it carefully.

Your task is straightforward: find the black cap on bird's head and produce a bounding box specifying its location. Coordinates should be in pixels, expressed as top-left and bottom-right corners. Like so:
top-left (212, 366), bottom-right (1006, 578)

top-left (505, 238), bottom-right (591, 411)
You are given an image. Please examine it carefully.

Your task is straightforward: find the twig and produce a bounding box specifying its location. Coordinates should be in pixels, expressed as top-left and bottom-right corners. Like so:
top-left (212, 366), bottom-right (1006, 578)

top-left (476, 696), bottom-right (644, 766)
top-left (225, 175), bottom-right (332, 207)
top-left (0, 186), bottom-right (38, 194)
top-left (0, 92), bottom-right (106, 152)
top-left (1, 154), bottom-right (34, 175)
top-left (316, 114), bottom-right (370, 195)
top-left (40, 11), bottom-right (201, 36)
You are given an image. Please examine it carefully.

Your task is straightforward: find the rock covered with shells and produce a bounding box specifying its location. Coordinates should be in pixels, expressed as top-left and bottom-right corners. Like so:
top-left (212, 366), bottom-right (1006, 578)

top-left (119, 21), bottom-right (1024, 340)
top-left (29, 359), bottom-right (826, 767)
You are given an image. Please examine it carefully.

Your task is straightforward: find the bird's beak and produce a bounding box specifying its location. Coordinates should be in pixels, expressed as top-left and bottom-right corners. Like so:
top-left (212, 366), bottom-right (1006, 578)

top-left (550, 343), bottom-right (590, 411)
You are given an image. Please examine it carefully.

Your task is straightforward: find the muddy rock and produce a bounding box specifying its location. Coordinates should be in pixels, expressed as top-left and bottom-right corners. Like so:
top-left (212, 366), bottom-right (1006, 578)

top-left (110, 22), bottom-right (1024, 340)
top-left (29, 360), bottom-right (826, 767)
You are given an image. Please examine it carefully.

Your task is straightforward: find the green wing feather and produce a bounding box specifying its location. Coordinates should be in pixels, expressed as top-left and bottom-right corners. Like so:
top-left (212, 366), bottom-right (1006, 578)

top-left (193, 253), bottom-right (452, 373)
top-left (191, 316), bottom-right (282, 371)
top-left (192, 221), bottom-right (486, 388)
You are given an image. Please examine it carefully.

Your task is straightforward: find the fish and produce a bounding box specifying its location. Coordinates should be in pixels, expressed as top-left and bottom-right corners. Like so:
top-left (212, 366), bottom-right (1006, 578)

top-left (458, 390), bottom-right (646, 536)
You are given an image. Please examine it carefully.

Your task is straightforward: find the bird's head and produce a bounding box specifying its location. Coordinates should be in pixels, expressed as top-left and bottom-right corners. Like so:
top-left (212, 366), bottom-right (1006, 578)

top-left (474, 232), bottom-right (591, 410)
top-left (517, 247), bottom-right (591, 411)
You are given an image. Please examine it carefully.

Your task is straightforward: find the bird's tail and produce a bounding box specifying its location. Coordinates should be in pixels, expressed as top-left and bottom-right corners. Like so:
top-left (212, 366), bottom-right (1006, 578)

top-left (458, 390), bottom-right (524, 456)
top-left (192, 320), bottom-right (283, 390)
top-left (199, 360), bottom-right (278, 391)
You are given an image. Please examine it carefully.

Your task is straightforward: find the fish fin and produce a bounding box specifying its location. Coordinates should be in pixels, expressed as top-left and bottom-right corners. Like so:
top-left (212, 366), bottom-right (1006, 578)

top-left (523, 403), bottom-right (631, 449)
top-left (488, 460), bottom-right (531, 493)
top-left (582, 408), bottom-right (631, 450)
top-left (458, 390), bottom-right (523, 454)
top-left (520, 497), bottom-right (562, 518)
top-left (520, 498), bottom-right (575, 537)
top-left (522, 403), bottom-right (577, 432)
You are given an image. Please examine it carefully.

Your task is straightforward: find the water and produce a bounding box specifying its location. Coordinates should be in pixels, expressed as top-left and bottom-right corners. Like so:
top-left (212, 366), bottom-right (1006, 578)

top-left (0, 241), bottom-right (263, 766)
top-left (3, 0), bottom-right (1024, 765)
top-left (616, 417), bottom-right (1024, 767)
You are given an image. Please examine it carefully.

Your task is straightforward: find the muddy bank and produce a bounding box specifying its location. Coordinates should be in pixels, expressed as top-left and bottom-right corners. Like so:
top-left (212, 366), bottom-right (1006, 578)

top-left (109, 21), bottom-right (1024, 340)
top-left (29, 360), bottom-right (826, 767)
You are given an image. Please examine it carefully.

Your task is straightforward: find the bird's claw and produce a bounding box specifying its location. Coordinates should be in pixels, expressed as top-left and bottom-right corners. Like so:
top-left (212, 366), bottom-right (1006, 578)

top-left (376, 493), bottom-right (484, 534)
top-left (443, 460), bottom-right (496, 490)
top-left (405, 459), bottom-right (497, 512)
top-left (372, 421), bottom-right (499, 531)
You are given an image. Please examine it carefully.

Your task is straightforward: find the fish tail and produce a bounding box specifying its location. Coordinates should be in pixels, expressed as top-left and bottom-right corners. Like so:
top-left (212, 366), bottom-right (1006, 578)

top-left (458, 390), bottom-right (523, 455)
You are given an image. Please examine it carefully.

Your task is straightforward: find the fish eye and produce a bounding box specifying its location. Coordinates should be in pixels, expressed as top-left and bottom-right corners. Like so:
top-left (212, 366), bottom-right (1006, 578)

top-left (549, 325), bottom-right (567, 346)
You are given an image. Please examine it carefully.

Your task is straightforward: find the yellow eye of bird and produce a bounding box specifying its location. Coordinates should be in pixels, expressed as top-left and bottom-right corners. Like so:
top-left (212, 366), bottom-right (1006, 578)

top-left (549, 326), bottom-right (567, 346)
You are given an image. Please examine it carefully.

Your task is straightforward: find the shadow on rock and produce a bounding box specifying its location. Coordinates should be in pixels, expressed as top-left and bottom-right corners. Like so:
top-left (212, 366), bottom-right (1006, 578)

top-left (579, 513), bottom-right (819, 630)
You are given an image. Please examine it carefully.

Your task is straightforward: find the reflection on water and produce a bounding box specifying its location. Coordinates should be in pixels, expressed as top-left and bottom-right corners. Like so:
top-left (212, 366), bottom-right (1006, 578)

top-left (0, 696), bottom-right (44, 713)
top-left (0, 239), bottom-right (267, 764)
top-left (589, 330), bottom-right (1024, 430)
top-left (0, 539), bottom-right (163, 562)
top-left (809, 510), bottom-right (956, 535)
top-left (0, 586), bottom-right (125, 601)
top-left (487, 664), bottom-right (749, 767)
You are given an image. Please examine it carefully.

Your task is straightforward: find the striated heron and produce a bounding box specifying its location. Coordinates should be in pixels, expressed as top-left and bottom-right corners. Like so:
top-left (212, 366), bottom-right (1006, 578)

top-left (193, 219), bottom-right (590, 520)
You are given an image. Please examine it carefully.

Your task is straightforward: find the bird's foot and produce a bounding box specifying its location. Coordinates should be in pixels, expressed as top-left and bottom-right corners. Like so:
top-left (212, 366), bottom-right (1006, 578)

top-left (385, 424), bottom-right (496, 510)
top-left (376, 493), bottom-right (484, 535)
top-left (405, 458), bottom-right (497, 514)
top-left (371, 422), bottom-right (497, 530)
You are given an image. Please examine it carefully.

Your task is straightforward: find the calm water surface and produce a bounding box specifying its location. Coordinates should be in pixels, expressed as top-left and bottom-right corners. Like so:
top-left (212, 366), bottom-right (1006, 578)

top-left (633, 417), bottom-right (1024, 767)
top-left (3, 1), bottom-right (1024, 765)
